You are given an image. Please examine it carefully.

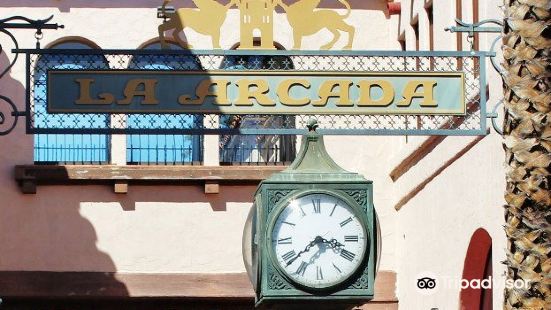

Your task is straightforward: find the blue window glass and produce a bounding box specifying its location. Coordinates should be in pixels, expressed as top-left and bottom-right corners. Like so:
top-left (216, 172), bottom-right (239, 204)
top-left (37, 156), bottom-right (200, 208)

top-left (219, 54), bottom-right (296, 165)
top-left (126, 43), bottom-right (202, 165)
top-left (34, 42), bottom-right (109, 164)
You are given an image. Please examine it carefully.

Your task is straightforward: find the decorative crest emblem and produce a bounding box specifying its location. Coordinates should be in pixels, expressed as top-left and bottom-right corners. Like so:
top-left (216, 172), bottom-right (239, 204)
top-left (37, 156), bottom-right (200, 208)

top-left (157, 0), bottom-right (355, 50)
top-left (278, 0), bottom-right (354, 50)
top-left (158, 0), bottom-right (236, 49)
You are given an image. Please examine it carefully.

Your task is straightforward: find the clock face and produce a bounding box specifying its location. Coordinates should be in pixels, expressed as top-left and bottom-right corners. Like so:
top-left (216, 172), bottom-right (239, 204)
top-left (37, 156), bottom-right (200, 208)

top-left (270, 193), bottom-right (367, 289)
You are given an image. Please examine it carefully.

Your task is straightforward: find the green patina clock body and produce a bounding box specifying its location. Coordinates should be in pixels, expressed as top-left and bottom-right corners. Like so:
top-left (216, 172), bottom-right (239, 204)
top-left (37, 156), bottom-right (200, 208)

top-left (246, 125), bottom-right (377, 308)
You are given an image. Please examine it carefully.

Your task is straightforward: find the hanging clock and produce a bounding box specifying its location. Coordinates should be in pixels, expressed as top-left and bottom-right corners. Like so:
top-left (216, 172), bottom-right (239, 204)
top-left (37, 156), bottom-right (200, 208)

top-left (243, 120), bottom-right (379, 308)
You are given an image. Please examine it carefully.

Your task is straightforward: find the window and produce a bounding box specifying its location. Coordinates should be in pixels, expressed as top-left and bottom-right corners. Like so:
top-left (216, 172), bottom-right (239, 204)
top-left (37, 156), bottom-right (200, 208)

top-left (34, 41), bottom-right (110, 164)
top-left (126, 42), bottom-right (203, 165)
top-left (219, 46), bottom-right (296, 165)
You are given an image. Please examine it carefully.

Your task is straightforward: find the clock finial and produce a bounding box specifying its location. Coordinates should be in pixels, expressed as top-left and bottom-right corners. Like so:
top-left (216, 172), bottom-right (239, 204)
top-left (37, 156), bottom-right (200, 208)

top-left (306, 119), bottom-right (318, 132)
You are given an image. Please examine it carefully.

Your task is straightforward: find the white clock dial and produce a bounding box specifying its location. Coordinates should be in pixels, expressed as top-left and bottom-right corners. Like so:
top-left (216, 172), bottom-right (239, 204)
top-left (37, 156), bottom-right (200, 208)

top-left (270, 193), bottom-right (367, 289)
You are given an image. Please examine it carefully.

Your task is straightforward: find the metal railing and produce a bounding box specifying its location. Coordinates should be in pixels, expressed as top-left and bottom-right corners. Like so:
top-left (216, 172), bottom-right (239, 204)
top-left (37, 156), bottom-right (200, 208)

top-left (127, 135), bottom-right (202, 165)
top-left (220, 145), bottom-right (295, 165)
top-left (34, 134), bottom-right (109, 164)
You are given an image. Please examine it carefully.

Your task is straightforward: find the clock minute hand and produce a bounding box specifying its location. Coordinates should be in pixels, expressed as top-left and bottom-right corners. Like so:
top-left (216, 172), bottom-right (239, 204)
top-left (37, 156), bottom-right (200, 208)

top-left (286, 236), bottom-right (323, 266)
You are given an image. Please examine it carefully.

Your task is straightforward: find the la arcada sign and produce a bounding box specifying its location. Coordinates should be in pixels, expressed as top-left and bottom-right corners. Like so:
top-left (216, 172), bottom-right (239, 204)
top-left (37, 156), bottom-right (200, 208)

top-left (44, 0), bottom-right (468, 117)
top-left (48, 70), bottom-right (466, 115)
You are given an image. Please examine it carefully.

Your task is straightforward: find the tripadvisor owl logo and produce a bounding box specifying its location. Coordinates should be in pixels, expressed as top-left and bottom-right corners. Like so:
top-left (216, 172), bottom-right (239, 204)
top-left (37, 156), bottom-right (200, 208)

top-left (417, 277), bottom-right (436, 290)
top-left (415, 272), bottom-right (439, 296)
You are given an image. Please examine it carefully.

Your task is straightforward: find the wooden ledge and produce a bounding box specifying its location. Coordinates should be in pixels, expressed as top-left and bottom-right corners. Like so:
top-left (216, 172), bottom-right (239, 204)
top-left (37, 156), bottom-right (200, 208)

top-left (14, 165), bottom-right (287, 194)
top-left (0, 271), bottom-right (397, 303)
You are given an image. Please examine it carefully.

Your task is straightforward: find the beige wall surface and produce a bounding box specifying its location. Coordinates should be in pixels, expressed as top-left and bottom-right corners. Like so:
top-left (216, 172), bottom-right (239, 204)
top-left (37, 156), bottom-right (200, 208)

top-left (0, 0), bottom-right (397, 273)
top-left (393, 1), bottom-right (506, 309)
top-left (0, 1), bottom-right (508, 309)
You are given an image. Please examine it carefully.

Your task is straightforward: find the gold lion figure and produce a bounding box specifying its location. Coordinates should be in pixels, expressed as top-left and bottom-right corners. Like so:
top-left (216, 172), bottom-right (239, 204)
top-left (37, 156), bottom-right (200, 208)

top-left (158, 0), bottom-right (236, 49)
top-left (278, 0), bottom-right (355, 50)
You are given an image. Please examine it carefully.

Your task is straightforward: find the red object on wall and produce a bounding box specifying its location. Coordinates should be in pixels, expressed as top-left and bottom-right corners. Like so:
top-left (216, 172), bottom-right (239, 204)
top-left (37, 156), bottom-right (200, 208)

top-left (388, 2), bottom-right (401, 15)
top-left (460, 228), bottom-right (493, 310)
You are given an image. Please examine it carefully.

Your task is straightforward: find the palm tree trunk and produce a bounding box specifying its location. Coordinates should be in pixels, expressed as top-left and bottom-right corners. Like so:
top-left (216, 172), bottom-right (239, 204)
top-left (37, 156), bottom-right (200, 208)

top-left (502, 0), bottom-right (551, 309)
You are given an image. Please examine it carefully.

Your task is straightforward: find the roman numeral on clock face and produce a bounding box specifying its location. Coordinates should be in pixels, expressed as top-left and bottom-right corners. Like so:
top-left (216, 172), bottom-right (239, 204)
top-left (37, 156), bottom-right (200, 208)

top-left (345, 235), bottom-right (359, 242)
top-left (282, 250), bottom-right (296, 262)
top-left (340, 217), bottom-right (353, 227)
top-left (316, 266), bottom-right (324, 280)
top-left (278, 237), bottom-right (292, 245)
top-left (340, 249), bottom-right (355, 262)
top-left (312, 199), bottom-right (321, 213)
top-left (296, 261), bottom-right (308, 276)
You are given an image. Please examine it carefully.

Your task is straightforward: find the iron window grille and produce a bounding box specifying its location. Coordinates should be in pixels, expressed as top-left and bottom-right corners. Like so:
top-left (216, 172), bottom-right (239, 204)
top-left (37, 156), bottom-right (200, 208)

top-left (33, 42), bottom-right (110, 165)
top-left (125, 43), bottom-right (203, 165)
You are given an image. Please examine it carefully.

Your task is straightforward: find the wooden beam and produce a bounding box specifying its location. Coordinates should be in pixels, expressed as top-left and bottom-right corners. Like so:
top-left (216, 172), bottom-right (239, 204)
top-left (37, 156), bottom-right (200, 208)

top-left (204, 181), bottom-right (220, 194)
top-left (389, 135), bottom-right (446, 182)
top-left (390, 101), bottom-right (481, 182)
top-left (395, 133), bottom-right (488, 210)
top-left (14, 165), bottom-right (287, 194)
top-left (114, 181), bottom-right (128, 194)
top-left (0, 271), bottom-right (397, 303)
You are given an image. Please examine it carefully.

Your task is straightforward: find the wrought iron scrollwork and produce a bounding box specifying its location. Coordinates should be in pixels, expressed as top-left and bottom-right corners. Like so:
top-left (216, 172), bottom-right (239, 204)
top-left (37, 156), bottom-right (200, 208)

top-left (0, 95), bottom-right (20, 136)
top-left (0, 15), bottom-right (63, 135)
top-left (446, 19), bottom-right (504, 70)
top-left (447, 19), bottom-right (505, 135)
top-left (488, 99), bottom-right (504, 136)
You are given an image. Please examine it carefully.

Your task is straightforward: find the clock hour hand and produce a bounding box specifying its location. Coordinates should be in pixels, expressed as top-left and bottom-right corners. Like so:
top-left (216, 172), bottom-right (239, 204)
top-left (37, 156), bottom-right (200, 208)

top-left (319, 237), bottom-right (344, 249)
top-left (286, 236), bottom-right (324, 266)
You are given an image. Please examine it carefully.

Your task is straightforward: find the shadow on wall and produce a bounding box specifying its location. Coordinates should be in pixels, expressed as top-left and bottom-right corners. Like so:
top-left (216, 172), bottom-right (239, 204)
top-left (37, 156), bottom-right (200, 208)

top-left (0, 41), bottom-right (245, 296)
top-left (115, 184), bottom-right (257, 212)
top-left (1, 0), bottom-right (387, 13)
top-left (0, 52), bottom-right (130, 298)
top-left (0, 53), bottom-right (27, 150)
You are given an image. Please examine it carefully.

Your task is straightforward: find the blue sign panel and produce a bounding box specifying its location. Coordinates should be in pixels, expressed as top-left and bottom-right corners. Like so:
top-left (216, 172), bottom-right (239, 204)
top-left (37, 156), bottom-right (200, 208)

top-left (48, 70), bottom-right (466, 115)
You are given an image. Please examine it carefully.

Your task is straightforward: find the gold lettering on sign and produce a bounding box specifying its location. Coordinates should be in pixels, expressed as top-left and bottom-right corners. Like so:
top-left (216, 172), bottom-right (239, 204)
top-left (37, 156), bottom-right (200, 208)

top-left (75, 79), bottom-right (115, 105)
top-left (357, 80), bottom-right (395, 107)
top-left (179, 79), bottom-right (231, 105)
top-left (277, 79), bottom-right (311, 106)
top-left (235, 79), bottom-right (275, 106)
top-left (398, 80), bottom-right (438, 107)
top-left (117, 79), bottom-right (159, 105)
top-left (312, 80), bottom-right (353, 107)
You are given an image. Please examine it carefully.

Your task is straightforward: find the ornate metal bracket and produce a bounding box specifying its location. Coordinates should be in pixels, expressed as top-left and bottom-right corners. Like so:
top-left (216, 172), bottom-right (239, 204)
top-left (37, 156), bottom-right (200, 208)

top-left (487, 99), bottom-right (504, 135)
top-left (0, 15), bottom-right (63, 135)
top-left (446, 18), bottom-right (503, 35)
top-left (446, 19), bottom-right (505, 74)
top-left (447, 19), bottom-right (505, 135)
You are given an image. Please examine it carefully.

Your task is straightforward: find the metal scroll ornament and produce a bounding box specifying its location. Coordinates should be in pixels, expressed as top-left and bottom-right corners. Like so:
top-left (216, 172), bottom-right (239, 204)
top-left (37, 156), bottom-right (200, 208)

top-left (0, 15), bottom-right (63, 135)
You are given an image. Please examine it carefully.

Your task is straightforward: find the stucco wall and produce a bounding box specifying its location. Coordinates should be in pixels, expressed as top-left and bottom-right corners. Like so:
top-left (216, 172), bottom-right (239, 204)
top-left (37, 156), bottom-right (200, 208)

top-left (0, 0), bottom-right (509, 309)
top-left (0, 0), bottom-right (399, 276)
top-left (392, 0), bottom-right (506, 309)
